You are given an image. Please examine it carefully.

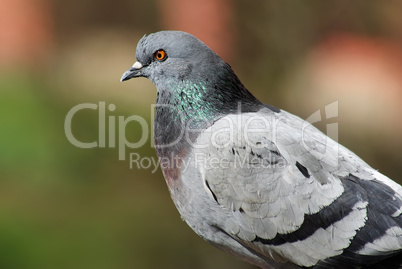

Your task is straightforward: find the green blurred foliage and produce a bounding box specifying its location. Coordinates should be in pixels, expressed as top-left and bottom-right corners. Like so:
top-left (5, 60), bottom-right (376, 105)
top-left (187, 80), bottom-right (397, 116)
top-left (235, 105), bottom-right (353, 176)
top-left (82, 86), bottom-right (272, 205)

top-left (0, 72), bottom-right (251, 268)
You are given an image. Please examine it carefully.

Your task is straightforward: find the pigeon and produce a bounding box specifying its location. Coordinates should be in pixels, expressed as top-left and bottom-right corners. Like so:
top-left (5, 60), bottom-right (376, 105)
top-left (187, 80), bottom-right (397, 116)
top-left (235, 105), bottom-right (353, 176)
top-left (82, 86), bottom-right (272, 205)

top-left (121, 31), bottom-right (402, 268)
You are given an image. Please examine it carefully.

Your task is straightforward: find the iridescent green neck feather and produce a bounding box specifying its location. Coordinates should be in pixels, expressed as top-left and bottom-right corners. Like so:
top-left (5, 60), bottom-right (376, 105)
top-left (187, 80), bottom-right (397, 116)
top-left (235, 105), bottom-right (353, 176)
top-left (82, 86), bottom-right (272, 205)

top-left (153, 71), bottom-right (263, 154)
top-left (164, 79), bottom-right (219, 127)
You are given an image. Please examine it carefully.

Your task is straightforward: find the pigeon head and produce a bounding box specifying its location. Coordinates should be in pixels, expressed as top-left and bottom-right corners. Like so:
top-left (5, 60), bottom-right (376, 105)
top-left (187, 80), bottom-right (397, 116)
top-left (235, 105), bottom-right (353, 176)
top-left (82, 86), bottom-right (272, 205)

top-left (121, 31), bottom-right (261, 110)
top-left (121, 31), bottom-right (265, 148)
top-left (121, 31), bottom-right (224, 85)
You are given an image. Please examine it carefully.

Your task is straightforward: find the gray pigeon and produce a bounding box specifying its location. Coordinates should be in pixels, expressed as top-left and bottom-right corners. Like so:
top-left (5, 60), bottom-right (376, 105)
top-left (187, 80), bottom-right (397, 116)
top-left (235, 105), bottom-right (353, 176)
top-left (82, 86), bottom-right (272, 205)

top-left (121, 31), bottom-right (402, 268)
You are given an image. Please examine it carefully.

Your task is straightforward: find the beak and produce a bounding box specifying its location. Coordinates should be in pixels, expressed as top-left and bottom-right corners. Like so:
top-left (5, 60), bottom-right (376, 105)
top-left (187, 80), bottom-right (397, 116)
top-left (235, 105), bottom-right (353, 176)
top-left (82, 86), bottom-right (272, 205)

top-left (120, 61), bottom-right (144, 82)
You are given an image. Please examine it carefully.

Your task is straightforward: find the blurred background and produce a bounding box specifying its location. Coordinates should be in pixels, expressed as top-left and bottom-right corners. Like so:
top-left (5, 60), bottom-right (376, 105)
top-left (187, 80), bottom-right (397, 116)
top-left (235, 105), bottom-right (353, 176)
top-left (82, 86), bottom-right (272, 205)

top-left (1, 0), bottom-right (402, 268)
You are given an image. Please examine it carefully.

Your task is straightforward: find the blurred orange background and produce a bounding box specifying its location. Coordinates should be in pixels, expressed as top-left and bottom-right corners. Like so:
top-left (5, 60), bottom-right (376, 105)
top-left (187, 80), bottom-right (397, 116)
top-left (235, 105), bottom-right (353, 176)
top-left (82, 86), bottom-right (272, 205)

top-left (1, 0), bottom-right (402, 268)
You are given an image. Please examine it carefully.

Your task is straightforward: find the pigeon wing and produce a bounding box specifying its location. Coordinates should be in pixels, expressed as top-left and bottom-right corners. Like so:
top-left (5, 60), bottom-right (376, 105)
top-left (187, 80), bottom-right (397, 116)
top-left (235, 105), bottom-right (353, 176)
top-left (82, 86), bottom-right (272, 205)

top-left (193, 108), bottom-right (402, 267)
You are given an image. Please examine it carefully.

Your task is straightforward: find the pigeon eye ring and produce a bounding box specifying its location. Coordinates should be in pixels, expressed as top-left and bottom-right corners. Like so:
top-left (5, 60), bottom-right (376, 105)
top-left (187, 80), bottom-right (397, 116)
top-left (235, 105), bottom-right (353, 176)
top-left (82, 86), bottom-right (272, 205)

top-left (154, 49), bottom-right (167, 61)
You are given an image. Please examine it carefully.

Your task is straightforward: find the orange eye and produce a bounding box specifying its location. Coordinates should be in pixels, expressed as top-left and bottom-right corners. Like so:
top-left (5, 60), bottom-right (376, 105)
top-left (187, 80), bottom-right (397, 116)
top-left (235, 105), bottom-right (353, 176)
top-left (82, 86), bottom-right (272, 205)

top-left (154, 49), bottom-right (167, 61)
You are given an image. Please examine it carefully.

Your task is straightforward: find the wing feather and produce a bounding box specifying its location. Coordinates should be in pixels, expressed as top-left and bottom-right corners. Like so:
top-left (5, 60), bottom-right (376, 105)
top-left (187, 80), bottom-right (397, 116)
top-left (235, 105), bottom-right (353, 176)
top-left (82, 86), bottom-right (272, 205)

top-left (190, 108), bottom-right (402, 266)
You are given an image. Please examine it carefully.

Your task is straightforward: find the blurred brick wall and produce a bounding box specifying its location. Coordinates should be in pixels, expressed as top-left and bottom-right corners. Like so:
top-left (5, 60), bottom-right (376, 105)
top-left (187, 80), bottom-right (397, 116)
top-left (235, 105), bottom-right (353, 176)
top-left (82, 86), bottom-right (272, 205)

top-left (158, 0), bottom-right (235, 62)
top-left (0, 0), bottom-right (53, 68)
